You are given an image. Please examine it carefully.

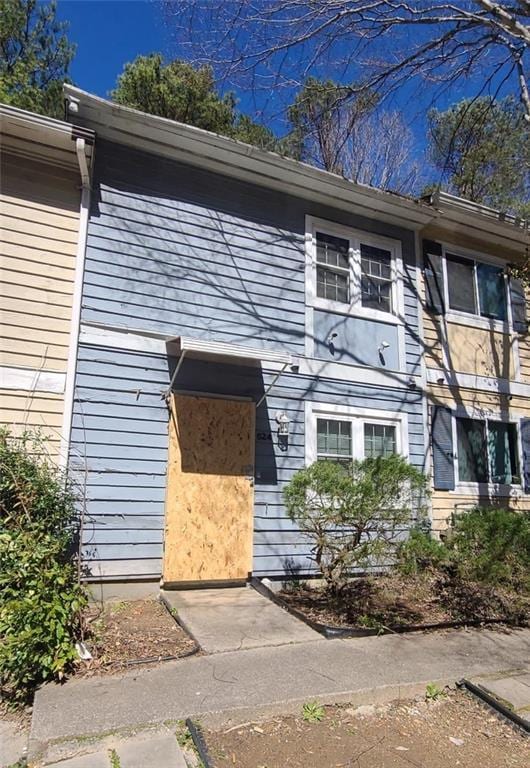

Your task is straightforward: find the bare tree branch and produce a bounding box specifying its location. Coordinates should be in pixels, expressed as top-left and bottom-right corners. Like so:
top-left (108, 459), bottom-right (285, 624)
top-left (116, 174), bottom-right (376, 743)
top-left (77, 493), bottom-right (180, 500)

top-left (168, 1), bottom-right (530, 122)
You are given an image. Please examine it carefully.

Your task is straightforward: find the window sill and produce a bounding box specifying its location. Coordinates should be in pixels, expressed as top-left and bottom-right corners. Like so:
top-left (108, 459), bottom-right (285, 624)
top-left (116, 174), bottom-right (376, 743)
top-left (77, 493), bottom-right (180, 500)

top-left (446, 311), bottom-right (511, 334)
top-left (451, 482), bottom-right (524, 498)
top-left (311, 297), bottom-right (403, 325)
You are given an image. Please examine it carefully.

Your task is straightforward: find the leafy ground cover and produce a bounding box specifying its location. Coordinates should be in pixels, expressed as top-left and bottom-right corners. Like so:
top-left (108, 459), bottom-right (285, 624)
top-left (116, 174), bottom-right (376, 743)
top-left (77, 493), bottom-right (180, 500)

top-left (279, 571), bottom-right (529, 631)
top-left (204, 689), bottom-right (530, 768)
top-left (75, 598), bottom-right (197, 677)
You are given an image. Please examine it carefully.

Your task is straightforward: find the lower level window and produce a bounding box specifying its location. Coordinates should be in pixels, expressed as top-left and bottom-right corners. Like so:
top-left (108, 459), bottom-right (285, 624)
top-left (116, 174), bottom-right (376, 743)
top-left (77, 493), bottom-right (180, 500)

top-left (316, 415), bottom-right (398, 466)
top-left (456, 417), bottom-right (519, 485)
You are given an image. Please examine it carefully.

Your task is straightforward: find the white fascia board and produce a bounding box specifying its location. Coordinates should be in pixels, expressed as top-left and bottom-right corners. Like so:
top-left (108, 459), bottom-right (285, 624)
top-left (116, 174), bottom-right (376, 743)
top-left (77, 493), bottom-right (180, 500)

top-left (0, 366), bottom-right (66, 394)
top-left (426, 366), bottom-right (530, 398)
top-left (79, 324), bottom-right (168, 355)
top-left (63, 86), bottom-right (434, 231)
top-left (79, 323), bottom-right (421, 390)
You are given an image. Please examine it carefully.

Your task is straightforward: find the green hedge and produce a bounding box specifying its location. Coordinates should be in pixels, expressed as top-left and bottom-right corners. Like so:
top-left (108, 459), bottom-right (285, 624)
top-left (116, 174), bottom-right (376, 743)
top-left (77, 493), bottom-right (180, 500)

top-left (0, 430), bottom-right (86, 703)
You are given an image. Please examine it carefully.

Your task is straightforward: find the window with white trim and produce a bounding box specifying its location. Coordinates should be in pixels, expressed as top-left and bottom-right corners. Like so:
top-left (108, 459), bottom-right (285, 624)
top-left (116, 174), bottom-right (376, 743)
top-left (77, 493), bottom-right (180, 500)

top-left (311, 407), bottom-right (404, 468)
top-left (446, 253), bottom-right (507, 321)
top-left (309, 220), bottom-right (401, 320)
top-left (455, 416), bottom-right (520, 485)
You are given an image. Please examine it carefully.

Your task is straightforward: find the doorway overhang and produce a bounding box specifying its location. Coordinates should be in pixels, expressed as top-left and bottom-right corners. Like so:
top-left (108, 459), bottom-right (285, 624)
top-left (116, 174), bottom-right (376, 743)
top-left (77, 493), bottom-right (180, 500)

top-left (165, 336), bottom-right (294, 400)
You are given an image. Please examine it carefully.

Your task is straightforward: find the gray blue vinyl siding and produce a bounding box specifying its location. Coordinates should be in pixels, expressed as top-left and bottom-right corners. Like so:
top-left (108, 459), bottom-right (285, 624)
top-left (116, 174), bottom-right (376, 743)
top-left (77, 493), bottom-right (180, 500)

top-left (71, 139), bottom-right (425, 581)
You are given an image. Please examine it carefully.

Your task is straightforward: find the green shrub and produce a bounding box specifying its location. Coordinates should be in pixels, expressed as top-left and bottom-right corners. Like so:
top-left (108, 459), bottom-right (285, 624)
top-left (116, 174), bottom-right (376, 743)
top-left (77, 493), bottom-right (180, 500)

top-left (284, 456), bottom-right (428, 594)
top-left (447, 507), bottom-right (530, 592)
top-left (0, 429), bottom-right (86, 703)
top-left (397, 528), bottom-right (449, 576)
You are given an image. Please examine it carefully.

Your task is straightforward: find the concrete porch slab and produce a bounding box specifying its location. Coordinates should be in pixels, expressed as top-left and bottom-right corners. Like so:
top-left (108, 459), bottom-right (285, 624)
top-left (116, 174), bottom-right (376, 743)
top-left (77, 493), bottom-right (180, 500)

top-left (162, 585), bottom-right (320, 653)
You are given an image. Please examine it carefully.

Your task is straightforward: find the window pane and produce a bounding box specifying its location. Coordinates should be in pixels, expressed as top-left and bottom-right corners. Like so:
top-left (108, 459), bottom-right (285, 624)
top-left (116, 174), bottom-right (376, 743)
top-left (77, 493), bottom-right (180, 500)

top-left (360, 244), bottom-right (392, 313)
top-left (447, 256), bottom-right (476, 314)
top-left (317, 419), bottom-right (352, 464)
top-left (316, 266), bottom-right (349, 303)
top-left (477, 263), bottom-right (506, 321)
top-left (316, 232), bottom-right (349, 270)
top-left (457, 418), bottom-right (488, 482)
top-left (364, 423), bottom-right (396, 458)
top-left (488, 422), bottom-right (519, 484)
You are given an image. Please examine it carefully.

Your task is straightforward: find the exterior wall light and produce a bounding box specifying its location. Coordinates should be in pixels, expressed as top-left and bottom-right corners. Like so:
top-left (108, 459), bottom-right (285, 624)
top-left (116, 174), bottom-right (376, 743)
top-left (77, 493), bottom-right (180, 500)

top-left (275, 411), bottom-right (290, 436)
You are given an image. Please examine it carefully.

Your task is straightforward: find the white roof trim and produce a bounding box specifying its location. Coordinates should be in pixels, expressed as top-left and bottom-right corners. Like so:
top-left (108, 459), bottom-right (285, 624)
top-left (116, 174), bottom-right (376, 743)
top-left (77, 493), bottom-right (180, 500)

top-left (168, 336), bottom-right (292, 366)
top-left (63, 85), bottom-right (434, 230)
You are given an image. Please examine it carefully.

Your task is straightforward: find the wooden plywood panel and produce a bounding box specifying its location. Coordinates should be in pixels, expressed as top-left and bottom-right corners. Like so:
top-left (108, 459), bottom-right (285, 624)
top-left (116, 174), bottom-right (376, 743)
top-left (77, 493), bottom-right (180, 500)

top-left (446, 322), bottom-right (515, 379)
top-left (163, 394), bottom-right (255, 583)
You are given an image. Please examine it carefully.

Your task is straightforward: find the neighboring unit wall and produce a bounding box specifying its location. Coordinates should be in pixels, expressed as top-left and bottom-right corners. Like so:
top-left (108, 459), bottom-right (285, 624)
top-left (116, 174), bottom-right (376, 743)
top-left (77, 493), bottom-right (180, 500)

top-left (0, 152), bottom-right (80, 450)
top-left (421, 225), bottom-right (530, 530)
top-left (71, 140), bottom-right (425, 582)
top-left (427, 384), bottom-right (530, 531)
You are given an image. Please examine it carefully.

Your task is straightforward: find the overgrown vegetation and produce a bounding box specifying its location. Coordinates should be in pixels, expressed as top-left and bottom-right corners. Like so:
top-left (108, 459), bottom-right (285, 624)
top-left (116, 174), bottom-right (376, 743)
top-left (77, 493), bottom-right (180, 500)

top-left (0, 429), bottom-right (86, 704)
top-left (284, 459), bottom-right (529, 628)
top-left (448, 507), bottom-right (530, 592)
top-left (284, 456), bottom-right (428, 594)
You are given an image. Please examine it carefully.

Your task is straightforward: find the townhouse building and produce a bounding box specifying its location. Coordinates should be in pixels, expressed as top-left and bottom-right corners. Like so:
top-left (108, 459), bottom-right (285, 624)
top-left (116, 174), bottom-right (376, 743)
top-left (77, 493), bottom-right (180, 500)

top-left (2, 93), bottom-right (528, 595)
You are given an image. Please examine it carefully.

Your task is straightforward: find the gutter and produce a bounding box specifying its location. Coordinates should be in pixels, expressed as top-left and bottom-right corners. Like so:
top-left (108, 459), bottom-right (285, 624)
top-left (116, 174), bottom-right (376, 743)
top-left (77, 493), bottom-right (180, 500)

top-left (59, 137), bottom-right (93, 468)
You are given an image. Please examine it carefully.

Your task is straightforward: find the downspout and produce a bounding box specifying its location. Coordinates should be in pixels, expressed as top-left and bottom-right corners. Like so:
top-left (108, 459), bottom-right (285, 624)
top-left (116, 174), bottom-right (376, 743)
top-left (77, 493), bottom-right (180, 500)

top-left (59, 137), bottom-right (92, 467)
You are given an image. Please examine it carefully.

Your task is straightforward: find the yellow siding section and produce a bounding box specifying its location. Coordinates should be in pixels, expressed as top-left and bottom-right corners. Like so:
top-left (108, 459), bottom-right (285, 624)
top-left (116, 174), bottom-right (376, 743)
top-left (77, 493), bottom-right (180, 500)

top-left (427, 384), bottom-right (530, 531)
top-left (0, 154), bottom-right (79, 372)
top-left (0, 151), bottom-right (80, 449)
top-left (0, 389), bottom-right (64, 449)
top-left (421, 225), bottom-right (529, 383)
top-left (445, 323), bottom-right (515, 379)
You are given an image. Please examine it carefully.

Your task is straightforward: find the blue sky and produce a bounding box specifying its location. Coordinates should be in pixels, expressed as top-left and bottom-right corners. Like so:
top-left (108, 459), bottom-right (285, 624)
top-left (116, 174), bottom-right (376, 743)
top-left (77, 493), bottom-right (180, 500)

top-left (56, 1), bottom-right (168, 99)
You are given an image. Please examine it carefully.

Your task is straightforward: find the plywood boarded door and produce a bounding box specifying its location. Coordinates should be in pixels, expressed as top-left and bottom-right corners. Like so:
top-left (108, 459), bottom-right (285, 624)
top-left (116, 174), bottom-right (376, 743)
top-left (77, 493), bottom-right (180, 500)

top-left (163, 394), bottom-right (255, 584)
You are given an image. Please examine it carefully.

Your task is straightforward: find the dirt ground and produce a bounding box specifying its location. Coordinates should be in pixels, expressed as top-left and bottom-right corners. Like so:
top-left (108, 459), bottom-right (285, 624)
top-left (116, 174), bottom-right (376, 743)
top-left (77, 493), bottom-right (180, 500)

top-left (204, 690), bottom-right (529, 768)
top-left (280, 573), bottom-right (528, 630)
top-left (75, 598), bottom-right (197, 677)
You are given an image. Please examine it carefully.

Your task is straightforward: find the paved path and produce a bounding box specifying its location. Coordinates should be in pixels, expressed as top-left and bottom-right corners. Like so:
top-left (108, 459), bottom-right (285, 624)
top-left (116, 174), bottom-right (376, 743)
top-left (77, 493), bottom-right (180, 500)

top-left (44, 727), bottom-right (188, 768)
top-left (468, 668), bottom-right (530, 727)
top-left (162, 586), bottom-right (320, 652)
top-left (30, 627), bottom-right (530, 761)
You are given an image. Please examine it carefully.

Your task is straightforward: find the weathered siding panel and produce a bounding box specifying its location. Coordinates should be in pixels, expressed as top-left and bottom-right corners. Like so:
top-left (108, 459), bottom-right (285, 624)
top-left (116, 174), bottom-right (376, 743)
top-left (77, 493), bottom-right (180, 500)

top-left (73, 342), bottom-right (425, 580)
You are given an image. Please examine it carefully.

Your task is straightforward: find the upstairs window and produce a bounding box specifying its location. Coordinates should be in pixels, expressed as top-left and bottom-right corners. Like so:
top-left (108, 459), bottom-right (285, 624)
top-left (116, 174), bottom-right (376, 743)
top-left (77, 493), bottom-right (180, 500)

top-left (309, 218), bottom-right (402, 321)
top-left (446, 254), bottom-right (507, 321)
top-left (456, 416), bottom-right (519, 485)
top-left (361, 244), bottom-right (393, 313)
top-left (316, 232), bottom-right (350, 303)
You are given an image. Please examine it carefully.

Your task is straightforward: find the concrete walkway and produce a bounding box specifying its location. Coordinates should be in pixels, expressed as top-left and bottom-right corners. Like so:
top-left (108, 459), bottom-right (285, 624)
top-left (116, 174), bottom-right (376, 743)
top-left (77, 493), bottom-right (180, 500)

top-left (44, 727), bottom-right (189, 768)
top-left (468, 668), bottom-right (530, 727)
top-left (30, 627), bottom-right (530, 762)
top-left (162, 585), bottom-right (320, 652)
